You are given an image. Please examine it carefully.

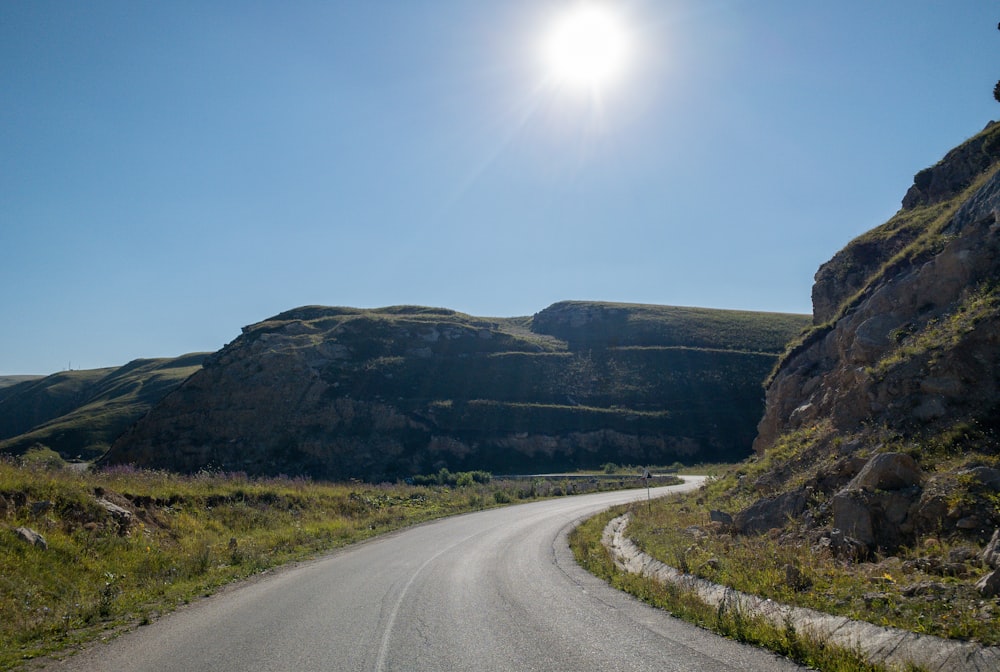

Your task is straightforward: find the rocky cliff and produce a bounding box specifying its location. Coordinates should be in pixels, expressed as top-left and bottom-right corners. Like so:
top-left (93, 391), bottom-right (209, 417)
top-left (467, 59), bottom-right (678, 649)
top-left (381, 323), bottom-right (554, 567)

top-left (757, 121), bottom-right (1000, 455)
top-left (745, 121), bottom-right (1000, 554)
top-left (102, 302), bottom-right (808, 480)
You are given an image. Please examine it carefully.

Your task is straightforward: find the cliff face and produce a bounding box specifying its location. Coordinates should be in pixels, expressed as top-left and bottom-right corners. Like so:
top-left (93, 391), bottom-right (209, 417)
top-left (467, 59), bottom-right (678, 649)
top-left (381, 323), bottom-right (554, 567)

top-left (104, 302), bottom-right (808, 480)
top-left (755, 122), bottom-right (1000, 456)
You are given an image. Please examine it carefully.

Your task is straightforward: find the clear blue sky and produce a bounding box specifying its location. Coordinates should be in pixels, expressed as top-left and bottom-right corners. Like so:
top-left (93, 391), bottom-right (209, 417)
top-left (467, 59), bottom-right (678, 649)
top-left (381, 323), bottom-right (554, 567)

top-left (2, 1), bottom-right (997, 375)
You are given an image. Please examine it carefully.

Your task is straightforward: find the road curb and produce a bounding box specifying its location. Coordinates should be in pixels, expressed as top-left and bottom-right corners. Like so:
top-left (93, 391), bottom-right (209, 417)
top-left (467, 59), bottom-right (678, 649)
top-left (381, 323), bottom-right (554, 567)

top-left (602, 513), bottom-right (1000, 672)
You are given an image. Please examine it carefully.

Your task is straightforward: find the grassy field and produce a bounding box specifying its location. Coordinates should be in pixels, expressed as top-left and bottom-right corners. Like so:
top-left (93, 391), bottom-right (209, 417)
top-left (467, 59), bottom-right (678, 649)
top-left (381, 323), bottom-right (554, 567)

top-left (0, 455), bottom-right (666, 671)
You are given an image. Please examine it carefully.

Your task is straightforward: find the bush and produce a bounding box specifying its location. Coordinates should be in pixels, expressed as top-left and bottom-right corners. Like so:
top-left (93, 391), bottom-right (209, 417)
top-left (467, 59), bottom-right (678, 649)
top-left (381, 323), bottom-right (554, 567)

top-left (411, 469), bottom-right (492, 487)
top-left (19, 444), bottom-right (66, 470)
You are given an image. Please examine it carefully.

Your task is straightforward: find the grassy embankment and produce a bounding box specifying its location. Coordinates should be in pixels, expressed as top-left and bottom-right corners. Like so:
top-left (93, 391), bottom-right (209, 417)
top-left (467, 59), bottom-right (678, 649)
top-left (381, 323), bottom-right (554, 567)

top-left (570, 506), bottom-right (908, 672)
top-left (571, 462), bottom-right (999, 671)
top-left (0, 453), bottom-right (669, 671)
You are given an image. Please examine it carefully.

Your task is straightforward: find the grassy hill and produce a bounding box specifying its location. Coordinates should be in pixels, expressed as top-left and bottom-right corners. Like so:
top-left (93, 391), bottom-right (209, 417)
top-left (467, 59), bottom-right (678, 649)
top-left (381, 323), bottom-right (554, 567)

top-left (0, 354), bottom-right (208, 460)
top-left (103, 302), bottom-right (810, 479)
top-left (0, 376), bottom-right (43, 390)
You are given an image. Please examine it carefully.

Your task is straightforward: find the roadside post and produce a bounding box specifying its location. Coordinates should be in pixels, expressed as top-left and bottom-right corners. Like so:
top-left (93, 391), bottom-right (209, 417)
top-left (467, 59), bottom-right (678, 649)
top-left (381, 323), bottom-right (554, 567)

top-left (641, 467), bottom-right (651, 513)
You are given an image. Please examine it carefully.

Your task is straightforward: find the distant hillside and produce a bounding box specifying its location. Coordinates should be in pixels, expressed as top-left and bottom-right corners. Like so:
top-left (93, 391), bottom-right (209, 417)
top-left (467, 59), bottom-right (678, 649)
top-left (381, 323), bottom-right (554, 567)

top-left (103, 302), bottom-right (808, 480)
top-left (0, 375), bottom-right (43, 389)
top-left (0, 354), bottom-right (208, 459)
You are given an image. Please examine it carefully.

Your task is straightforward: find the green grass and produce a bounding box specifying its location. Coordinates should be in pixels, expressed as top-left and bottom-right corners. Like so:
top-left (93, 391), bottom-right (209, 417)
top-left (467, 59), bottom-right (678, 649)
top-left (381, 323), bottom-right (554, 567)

top-left (0, 458), bottom-right (654, 670)
top-left (532, 300), bottom-right (809, 354)
top-left (0, 377), bottom-right (43, 391)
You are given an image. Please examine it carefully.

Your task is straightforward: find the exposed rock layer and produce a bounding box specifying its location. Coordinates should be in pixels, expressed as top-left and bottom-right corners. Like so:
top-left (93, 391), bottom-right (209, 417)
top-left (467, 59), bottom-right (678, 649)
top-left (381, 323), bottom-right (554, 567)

top-left (757, 122), bottom-right (1000, 456)
top-left (746, 122), bottom-right (1000, 554)
top-left (104, 303), bottom-right (807, 480)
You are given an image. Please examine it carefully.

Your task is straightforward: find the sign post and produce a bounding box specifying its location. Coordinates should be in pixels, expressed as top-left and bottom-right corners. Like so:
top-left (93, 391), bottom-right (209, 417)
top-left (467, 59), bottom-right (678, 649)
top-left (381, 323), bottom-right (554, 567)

top-left (641, 467), bottom-right (651, 513)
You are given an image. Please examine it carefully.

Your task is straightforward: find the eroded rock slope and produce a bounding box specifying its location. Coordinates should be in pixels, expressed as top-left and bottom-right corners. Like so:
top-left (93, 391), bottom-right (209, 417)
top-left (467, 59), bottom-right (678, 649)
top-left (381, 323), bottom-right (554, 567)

top-left (104, 302), bottom-right (807, 480)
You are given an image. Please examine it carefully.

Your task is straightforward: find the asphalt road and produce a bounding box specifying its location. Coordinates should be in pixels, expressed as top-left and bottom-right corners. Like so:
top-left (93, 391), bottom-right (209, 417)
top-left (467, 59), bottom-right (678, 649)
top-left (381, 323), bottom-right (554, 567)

top-left (56, 478), bottom-right (806, 672)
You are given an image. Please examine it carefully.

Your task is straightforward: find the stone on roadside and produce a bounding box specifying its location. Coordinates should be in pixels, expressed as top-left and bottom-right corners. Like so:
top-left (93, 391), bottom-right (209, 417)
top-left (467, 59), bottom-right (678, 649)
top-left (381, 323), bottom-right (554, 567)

top-left (982, 529), bottom-right (1000, 570)
top-left (733, 489), bottom-right (807, 535)
top-left (975, 569), bottom-right (1000, 598)
top-left (848, 452), bottom-right (921, 491)
top-left (709, 510), bottom-right (733, 526)
top-left (13, 526), bottom-right (47, 550)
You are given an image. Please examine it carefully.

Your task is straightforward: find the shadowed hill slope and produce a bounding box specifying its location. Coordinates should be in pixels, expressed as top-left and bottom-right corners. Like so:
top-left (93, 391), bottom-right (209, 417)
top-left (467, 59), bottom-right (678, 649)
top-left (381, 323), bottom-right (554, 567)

top-left (0, 375), bottom-right (43, 389)
top-left (103, 302), bottom-right (808, 480)
top-left (0, 354), bottom-right (208, 459)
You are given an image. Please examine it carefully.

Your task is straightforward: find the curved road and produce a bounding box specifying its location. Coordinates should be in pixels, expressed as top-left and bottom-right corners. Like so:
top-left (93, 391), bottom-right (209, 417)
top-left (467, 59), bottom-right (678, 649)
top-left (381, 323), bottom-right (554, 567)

top-left (57, 478), bottom-right (805, 671)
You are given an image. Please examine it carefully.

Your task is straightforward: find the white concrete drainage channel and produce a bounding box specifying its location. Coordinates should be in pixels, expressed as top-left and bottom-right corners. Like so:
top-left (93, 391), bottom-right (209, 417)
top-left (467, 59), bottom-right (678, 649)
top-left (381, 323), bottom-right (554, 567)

top-left (602, 513), bottom-right (1000, 672)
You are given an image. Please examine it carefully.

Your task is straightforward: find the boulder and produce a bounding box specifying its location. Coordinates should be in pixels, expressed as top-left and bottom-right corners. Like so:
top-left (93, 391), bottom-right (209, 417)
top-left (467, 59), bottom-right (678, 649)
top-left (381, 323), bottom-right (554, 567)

top-left (709, 510), bottom-right (733, 526)
top-left (909, 493), bottom-right (949, 535)
top-left (832, 491), bottom-right (875, 547)
top-left (784, 563), bottom-right (812, 591)
top-left (848, 452), bottom-right (921, 491)
top-left (815, 528), bottom-right (869, 562)
top-left (975, 569), bottom-right (1000, 598)
top-left (97, 497), bottom-right (135, 535)
top-left (832, 486), bottom-right (919, 551)
top-left (813, 455), bottom-right (868, 490)
top-left (983, 529), bottom-right (1000, 570)
top-left (733, 489), bottom-right (807, 535)
top-left (962, 467), bottom-right (1000, 491)
top-left (13, 526), bottom-right (47, 550)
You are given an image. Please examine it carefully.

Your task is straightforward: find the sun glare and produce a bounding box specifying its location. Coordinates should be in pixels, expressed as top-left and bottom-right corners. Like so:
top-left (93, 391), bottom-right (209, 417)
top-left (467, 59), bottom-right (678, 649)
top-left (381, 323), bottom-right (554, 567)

top-left (542, 3), bottom-right (632, 92)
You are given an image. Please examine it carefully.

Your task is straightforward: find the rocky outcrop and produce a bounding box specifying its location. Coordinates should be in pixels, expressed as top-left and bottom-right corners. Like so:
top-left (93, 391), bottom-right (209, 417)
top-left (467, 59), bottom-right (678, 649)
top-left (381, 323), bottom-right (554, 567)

top-left (902, 122), bottom-right (1000, 209)
top-left (756, 122), bottom-right (1000, 456)
top-left (104, 303), bottom-right (808, 480)
top-left (812, 121), bottom-right (1000, 325)
top-left (980, 530), bottom-right (1000, 597)
top-left (737, 122), bottom-right (1000, 563)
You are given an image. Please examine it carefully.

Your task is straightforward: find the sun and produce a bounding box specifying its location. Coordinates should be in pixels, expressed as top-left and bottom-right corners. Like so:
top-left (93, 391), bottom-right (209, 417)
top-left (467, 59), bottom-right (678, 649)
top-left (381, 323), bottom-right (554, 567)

top-left (541, 3), bottom-right (632, 92)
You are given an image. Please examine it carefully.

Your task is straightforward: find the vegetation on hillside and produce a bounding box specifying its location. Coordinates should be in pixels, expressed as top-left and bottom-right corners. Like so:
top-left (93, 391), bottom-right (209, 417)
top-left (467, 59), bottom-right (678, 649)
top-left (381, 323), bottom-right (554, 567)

top-left (532, 300), bottom-right (807, 354)
top-left (0, 377), bottom-right (42, 390)
top-left (0, 355), bottom-right (207, 461)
